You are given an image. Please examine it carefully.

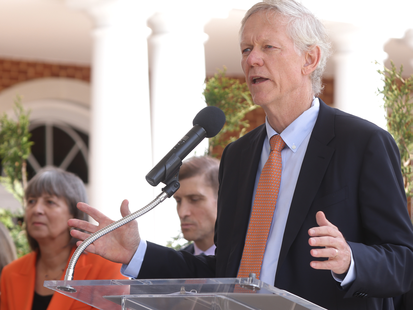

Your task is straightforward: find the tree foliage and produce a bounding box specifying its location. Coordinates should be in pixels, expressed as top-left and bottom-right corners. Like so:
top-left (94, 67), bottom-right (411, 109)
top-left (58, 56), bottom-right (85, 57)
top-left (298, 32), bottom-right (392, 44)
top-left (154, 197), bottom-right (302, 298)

top-left (0, 96), bottom-right (32, 257)
top-left (377, 61), bottom-right (413, 197)
top-left (0, 96), bottom-right (33, 205)
top-left (203, 68), bottom-right (257, 153)
top-left (0, 208), bottom-right (30, 257)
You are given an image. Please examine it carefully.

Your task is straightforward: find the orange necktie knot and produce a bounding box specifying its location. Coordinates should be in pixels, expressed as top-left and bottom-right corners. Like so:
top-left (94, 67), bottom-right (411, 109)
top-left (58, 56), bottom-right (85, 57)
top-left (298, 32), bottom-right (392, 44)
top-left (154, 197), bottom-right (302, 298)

top-left (270, 134), bottom-right (285, 153)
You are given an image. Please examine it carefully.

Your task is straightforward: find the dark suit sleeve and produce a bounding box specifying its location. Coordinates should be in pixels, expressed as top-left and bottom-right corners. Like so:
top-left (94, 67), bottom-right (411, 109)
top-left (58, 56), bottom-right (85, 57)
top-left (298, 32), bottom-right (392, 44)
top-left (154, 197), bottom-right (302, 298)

top-left (137, 242), bottom-right (216, 279)
top-left (399, 288), bottom-right (413, 310)
top-left (341, 128), bottom-right (413, 298)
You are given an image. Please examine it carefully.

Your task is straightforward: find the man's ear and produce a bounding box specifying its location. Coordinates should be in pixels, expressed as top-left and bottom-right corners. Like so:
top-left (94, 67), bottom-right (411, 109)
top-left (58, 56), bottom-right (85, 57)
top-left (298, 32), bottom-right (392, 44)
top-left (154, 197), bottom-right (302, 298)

top-left (302, 45), bottom-right (321, 75)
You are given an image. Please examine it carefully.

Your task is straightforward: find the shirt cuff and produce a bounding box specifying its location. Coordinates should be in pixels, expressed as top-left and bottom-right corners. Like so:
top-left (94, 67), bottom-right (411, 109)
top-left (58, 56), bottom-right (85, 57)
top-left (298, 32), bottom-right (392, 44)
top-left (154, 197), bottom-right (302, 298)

top-left (121, 239), bottom-right (147, 278)
top-left (332, 246), bottom-right (355, 287)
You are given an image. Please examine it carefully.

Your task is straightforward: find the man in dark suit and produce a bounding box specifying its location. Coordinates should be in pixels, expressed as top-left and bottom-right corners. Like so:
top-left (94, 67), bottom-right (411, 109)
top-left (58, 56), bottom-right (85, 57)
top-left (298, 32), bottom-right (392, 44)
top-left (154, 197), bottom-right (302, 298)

top-left (174, 156), bottom-right (219, 256)
top-left (69, 0), bottom-right (413, 309)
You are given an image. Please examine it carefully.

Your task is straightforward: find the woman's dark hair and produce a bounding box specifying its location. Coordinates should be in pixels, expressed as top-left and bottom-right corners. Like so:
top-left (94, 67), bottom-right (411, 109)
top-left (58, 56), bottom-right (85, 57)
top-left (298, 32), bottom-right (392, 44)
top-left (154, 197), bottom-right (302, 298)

top-left (24, 166), bottom-right (88, 251)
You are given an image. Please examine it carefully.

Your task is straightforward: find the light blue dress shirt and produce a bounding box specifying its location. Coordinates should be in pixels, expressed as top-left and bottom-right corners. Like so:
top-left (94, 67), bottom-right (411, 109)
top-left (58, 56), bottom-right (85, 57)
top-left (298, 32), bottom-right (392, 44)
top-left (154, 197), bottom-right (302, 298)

top-left (194, 243), bottom-right (216, 256)
top-left (258, 97), bottom-right (320, 284)
top-left (254, 98), bottom-right (354, 286)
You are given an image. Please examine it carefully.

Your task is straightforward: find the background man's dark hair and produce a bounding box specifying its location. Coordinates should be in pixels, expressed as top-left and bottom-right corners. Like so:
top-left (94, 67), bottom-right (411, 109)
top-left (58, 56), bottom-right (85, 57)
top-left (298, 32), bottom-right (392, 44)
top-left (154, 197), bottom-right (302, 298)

top-left (179, 156), bottom-right (220, 197)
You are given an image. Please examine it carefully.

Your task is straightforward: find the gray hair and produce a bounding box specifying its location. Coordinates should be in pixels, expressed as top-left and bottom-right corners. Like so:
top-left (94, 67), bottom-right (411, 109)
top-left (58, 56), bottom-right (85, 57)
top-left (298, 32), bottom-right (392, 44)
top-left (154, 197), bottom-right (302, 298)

top-left (24, 166), bottom-right (88, 251)
top-left (240, 0), bottom-right (331, 96)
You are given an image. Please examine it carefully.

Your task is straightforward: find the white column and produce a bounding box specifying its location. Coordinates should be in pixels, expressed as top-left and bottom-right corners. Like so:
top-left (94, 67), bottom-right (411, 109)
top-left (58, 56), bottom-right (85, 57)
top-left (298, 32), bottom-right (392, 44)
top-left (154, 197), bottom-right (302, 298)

top-left (66, 0), bottom-right (153, 227)
top-left (405, 29), bottom-right (413, 68)
top-left (329, 23), bottom-right (388, 129)
top-left (146, 11), bottom-right (210, 245)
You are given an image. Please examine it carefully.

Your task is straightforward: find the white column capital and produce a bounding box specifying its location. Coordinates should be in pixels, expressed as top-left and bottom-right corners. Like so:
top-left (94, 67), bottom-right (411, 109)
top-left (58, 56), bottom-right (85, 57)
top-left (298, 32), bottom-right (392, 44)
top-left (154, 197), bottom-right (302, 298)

top-left (404, 29), bottom-right (413, 50)
top-left (326, 22), bottom-right (360, 51)
top-left (147, 12), bottom-right (208, 41)
top-left (327, 21), bottom-right (389, 70)
top-left (147, 0), bottom-right (233, 36)
top-left (328, 22), bottom-right (388, 55)
top-left (151, 0), bottom-right (233, 21)
top-left (66, 0), bottom-right (116, 27)
top-left (66, 0), bottom-right (153, 28)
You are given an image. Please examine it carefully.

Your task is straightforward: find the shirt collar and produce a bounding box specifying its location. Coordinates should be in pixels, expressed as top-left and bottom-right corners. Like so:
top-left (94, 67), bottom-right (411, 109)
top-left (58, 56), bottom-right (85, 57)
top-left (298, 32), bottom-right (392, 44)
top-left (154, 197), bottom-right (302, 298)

top-left (265, 97), bottom-right (320, 153)
top-left (193, 243), bottom-right (216, 256)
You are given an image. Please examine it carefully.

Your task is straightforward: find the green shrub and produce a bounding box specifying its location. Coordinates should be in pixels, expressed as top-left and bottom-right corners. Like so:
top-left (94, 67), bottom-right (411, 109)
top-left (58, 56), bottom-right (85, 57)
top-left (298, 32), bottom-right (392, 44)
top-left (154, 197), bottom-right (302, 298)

top-left (377, 61), bottom-right (413, 197)
top-left (203, 68), bottom-right (256, 154)
top-left (0, 96), bottom-right (32, 257)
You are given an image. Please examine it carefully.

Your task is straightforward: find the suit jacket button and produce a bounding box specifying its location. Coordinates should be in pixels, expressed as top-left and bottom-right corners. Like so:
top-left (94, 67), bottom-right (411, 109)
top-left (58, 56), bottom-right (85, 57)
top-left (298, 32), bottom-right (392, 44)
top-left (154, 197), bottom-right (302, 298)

top-left (353, 291), bottom-right (367, 298)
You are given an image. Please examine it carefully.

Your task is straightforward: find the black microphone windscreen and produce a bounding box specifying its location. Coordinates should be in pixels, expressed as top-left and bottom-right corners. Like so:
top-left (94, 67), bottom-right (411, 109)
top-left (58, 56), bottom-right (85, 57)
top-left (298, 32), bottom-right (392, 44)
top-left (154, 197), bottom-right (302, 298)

top-left (193, 106), bottom-right (226, 138)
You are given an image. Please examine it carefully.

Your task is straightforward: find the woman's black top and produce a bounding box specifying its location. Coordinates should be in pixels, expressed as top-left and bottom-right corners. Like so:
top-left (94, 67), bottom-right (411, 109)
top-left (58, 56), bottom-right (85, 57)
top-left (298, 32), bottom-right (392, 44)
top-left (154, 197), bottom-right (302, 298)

top-left (31, 292), bottom-right (53, 310)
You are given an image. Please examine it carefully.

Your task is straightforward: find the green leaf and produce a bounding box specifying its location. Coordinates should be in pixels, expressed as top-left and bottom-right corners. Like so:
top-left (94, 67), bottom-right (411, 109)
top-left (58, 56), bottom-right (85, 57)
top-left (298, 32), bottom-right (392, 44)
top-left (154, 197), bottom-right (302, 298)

top-left (203, 67), bottom-right (258, 153)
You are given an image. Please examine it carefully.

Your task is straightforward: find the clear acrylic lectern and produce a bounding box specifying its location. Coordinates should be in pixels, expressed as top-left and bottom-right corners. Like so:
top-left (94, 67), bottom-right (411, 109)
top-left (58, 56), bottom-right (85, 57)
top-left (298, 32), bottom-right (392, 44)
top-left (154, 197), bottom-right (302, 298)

top-left (45, 277), bottom-right (326, 310)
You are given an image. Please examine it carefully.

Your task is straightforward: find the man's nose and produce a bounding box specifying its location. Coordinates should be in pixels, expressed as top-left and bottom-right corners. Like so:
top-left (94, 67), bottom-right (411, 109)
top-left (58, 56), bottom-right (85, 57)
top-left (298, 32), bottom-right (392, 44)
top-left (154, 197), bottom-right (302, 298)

top-left (246, 49), bottom-right (264, 67)
top-left (178, 203), bottom-right (191, 219)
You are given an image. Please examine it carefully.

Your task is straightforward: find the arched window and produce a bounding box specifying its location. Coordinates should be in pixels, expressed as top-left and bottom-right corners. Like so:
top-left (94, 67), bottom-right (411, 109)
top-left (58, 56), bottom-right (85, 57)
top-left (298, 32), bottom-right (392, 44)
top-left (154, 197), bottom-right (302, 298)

top-left (27, 122), bottom-right (89, 183)
top-left (0, 78), bottom-right (91, 212)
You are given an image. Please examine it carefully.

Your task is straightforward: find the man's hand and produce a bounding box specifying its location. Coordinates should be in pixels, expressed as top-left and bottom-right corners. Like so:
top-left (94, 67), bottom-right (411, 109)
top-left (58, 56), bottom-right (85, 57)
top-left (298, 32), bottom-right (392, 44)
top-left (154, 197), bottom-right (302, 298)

top-left (68, 199), bottom-right (140, 265)
top-left (308, 211), bottom-right (351, 275)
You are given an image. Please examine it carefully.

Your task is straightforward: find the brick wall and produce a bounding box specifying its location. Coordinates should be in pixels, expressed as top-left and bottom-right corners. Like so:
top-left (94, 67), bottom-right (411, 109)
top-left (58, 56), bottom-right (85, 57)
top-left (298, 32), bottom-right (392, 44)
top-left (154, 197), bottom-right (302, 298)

top-left (0, 58), bottom-right (91, 92)
top-left (0, 58), bottom-right (333, 117)
top-left (0, 57), bottom-right (335, 158)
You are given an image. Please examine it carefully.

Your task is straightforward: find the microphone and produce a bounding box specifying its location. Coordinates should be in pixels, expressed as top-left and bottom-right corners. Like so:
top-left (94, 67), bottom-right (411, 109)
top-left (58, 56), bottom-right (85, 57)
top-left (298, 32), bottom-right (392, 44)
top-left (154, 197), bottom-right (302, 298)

top-left (146, 106), bottom-right (225, 187)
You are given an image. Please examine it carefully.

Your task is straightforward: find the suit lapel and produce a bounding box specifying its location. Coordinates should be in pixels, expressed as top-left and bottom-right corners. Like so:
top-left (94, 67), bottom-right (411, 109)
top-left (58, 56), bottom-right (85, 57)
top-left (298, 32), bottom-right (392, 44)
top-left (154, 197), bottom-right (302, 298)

top-left (276, 101), bottom-right (336, 276)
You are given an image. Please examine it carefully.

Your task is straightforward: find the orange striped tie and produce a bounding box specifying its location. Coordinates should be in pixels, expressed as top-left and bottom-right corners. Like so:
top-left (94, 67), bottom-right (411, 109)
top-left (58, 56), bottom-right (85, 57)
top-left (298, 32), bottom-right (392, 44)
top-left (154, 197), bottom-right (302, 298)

top-left (237, 134), bottom-right (285, 279)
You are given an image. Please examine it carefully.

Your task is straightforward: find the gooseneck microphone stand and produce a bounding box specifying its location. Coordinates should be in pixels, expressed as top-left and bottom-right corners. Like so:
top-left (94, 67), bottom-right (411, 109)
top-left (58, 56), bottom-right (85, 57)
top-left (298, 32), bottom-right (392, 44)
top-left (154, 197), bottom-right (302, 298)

top-left (58, 178), bottom-right (180, 293)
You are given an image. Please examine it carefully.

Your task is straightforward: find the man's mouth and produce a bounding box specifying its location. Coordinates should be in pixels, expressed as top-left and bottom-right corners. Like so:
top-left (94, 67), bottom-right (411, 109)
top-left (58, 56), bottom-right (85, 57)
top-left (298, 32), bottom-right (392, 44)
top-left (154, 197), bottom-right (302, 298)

top-left (181, 222), bottom-right (195, 229)
top-left (252, 77), bottom-right (269, 84)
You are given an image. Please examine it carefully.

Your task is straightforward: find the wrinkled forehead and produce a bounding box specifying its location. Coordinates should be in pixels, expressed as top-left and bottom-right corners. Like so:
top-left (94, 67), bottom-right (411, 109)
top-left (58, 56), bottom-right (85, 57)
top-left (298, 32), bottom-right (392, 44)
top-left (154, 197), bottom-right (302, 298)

top-left (240, 10), bottom-right (289, 42)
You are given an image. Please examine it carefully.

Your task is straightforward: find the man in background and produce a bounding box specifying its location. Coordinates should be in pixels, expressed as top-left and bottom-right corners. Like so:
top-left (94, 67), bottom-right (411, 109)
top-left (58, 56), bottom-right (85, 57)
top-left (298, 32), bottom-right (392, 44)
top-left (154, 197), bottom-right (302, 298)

top-left (174, 156), bottom-right (219, 256)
